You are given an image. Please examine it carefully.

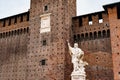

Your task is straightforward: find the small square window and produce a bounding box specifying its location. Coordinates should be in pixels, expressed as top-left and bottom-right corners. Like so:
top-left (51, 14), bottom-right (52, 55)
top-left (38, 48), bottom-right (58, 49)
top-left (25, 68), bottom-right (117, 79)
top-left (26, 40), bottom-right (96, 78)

top-left (99, 19), bottom-right (103, 23)
top-left (40, 59), bottom-right (46, 65)
top-left (89, 21), bottom-right (93, 25)
top-left (42, 40), bottom-right (47, 46)
top-left (44, 5), bottom-right (48, 11)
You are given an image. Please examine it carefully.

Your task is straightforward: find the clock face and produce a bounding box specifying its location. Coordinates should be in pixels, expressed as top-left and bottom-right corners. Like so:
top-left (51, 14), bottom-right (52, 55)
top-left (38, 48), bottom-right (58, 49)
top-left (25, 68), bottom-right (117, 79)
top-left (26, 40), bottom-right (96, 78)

top-left (40, 13), bottom-right (51, 33)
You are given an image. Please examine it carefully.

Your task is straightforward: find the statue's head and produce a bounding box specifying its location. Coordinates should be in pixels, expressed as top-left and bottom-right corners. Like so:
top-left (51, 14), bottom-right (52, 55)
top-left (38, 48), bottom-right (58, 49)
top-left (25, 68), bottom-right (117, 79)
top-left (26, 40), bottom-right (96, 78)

top-left (74, 43), bottom-right (78, 48)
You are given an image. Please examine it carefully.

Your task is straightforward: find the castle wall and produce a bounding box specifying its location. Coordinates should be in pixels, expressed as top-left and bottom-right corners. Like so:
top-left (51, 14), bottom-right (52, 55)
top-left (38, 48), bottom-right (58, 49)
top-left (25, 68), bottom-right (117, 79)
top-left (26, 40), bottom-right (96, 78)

top-left (0, 1), bottom-right (120, 80)
top-left (72, 11), bottom-right (114, 80)
top-left (0, 12), bottom-right (29, 80)
top-left (106, 4), bottom-right (120, 80)
top-left (0, 28), bottom-right (29, 80)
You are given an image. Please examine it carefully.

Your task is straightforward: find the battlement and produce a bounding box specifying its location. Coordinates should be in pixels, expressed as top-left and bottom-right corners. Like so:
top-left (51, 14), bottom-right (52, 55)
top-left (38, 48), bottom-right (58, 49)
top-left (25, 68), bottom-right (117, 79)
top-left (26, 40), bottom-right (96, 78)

top-left (73, 11), bottom-right (109, 27)
top-left (72, 11), bottom-right (110, 41)
top-left (0, 11), bottom-right (29, 33)
top-left (0, 11), bottom-right (29, 28)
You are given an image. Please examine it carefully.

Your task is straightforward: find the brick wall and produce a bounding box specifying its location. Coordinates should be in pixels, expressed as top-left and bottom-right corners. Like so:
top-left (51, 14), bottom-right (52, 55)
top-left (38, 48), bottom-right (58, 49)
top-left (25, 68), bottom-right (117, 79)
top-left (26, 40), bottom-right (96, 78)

top-left (72, 11), bottom-right (113, 79)
top-left (107, 5), bottom-right (120, 80)
top-left (28, 0), bottom-right (76, 80)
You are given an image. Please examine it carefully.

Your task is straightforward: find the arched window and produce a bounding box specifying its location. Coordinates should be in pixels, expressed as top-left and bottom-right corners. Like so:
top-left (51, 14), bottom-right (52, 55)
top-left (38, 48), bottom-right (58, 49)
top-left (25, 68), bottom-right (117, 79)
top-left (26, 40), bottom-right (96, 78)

top-left (77, 34), bottom-right (80, 41)
top-left (102, 30), bottom-right (106, 38)
top-left (20, 29), bottom-right (23, 34)
top-left (14, 30), bottom-right (17, 35)
top-left (5, 32), bottom-right (7, 37)
top-left (90, 32), bottom-right (93, 40)
top-left (0, 33), bottom-right (2, 38)
top-left (81, 34), bottom-right (84, 41)
top-left (24, 28), bottom-right (26, 33)
top-left (11, 31), bottom-right (14, 36)
top-left (73, 35), bottom-right (77, 41)
top-left (27, 27), bottom-right (29, 33)
top-left (8, 32), bottom-right (10, 36)
top-left (98, 31), bottom-right (101, 38)
top-left (17, 29), bottom-right (20, 35)
top-left (3, 33), bottom-right (5, 38)
top-left (85, 33), bottom-right (88, 40)
top-left (94, 32), bottom-right (97, 39)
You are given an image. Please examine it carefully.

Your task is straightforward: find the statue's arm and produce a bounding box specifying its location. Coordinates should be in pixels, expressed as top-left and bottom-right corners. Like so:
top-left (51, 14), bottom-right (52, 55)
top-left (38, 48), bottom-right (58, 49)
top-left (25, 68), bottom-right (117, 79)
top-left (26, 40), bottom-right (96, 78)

top-left (67, 40), bottom-right (72, 55)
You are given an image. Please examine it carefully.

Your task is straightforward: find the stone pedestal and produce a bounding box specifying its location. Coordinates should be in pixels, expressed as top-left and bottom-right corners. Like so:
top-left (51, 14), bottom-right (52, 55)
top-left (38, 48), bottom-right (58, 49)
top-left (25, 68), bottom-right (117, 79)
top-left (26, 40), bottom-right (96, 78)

top-left (71, 72), bottom-right (86, 80)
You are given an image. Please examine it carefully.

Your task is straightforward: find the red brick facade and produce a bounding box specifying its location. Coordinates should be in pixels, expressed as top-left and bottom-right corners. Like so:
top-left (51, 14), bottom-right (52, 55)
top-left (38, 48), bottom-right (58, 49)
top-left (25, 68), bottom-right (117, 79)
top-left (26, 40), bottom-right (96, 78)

top-left (0, 1), bottom-right (120, 80)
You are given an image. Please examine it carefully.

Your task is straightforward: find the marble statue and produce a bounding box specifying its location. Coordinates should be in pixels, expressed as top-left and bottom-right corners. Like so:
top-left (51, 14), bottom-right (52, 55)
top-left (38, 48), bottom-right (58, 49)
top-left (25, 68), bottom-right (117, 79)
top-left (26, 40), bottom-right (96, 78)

top-left (67, 40), bottom-right (88, 80)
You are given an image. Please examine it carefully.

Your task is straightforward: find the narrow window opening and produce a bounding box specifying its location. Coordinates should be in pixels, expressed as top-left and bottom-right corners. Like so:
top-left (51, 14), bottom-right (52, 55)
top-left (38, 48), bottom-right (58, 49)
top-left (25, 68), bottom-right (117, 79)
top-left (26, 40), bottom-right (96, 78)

top-left (85, 33), bottom-right (88, 40)
top-left (81, 34), bottom-right (84, 41)
top-left (79, 17), bottom-right (82, 26)
top-left (102, 30), bottom-right (106, 38)
top-left (27, 27), bottom-right (29, 33)
top-left (44, 5), bottom-right (48, 11)
top-left (94, 32), bottom-right (97, 39)
top-left (90, 32), bottom-right (93, 40)
top-left (98, 31), bottom-right (101, 38)
top-left (40, 59), bottom-right (46, 65)
top-left (42, 40), bottom-right (47, 46)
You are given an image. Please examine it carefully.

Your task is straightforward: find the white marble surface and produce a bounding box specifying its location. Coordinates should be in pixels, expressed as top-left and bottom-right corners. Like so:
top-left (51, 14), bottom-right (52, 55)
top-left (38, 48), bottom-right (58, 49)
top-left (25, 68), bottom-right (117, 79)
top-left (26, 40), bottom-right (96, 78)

top-left (67, 41), bottom-right (88, 80)
top-left (40, 13), bottom-right (51, 33)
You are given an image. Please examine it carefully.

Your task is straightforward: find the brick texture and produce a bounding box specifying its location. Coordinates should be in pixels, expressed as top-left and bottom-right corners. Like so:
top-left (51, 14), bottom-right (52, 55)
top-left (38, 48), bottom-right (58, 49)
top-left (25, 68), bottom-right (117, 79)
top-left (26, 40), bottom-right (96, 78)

top-left (0, 1), bottom-right (120, 80)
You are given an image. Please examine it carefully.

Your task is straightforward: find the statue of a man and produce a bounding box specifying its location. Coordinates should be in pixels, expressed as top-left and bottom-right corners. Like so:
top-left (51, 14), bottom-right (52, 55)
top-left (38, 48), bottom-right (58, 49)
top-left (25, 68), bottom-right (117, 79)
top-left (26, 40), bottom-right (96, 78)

top-left (67, 40), bottom-right (84, 72)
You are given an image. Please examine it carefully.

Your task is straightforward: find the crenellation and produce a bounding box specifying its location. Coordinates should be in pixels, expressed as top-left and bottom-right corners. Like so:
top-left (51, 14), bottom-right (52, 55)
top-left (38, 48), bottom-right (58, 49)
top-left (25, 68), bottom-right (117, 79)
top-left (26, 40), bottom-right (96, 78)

top-left (0, 12), bottom-right (29, 29)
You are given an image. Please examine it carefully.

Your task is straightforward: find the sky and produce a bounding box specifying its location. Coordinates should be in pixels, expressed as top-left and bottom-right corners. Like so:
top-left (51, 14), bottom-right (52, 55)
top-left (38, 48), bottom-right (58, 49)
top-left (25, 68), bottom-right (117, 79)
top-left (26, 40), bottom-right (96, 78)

top-left (0, 0), bottom-right (120, 18)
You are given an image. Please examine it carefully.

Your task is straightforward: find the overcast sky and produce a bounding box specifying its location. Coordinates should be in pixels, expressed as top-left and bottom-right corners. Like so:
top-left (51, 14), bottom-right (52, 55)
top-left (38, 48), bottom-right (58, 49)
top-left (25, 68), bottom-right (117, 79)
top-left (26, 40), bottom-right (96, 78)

top-left (0, 0), bottom-right (120, 18)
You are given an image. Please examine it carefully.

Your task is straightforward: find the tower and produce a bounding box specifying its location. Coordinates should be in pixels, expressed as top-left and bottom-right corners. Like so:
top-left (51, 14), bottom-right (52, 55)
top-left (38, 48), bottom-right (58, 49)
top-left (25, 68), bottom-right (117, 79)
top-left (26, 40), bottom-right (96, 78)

top-left (28, 0), bottom-right (76, 80)
top-left (104, 2), bottom-right (120, 80)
